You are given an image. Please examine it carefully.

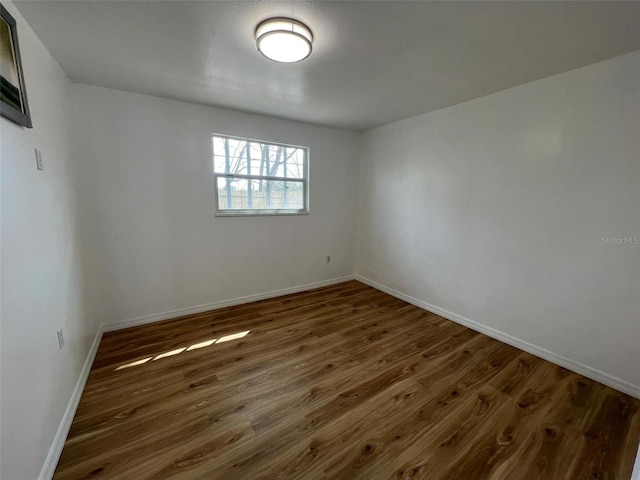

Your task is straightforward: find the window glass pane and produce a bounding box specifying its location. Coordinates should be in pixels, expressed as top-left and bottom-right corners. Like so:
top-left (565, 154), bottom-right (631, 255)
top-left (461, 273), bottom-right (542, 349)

top-left (213, 137), bottom-right (250, 175)
top-left (260, 145), bottom-right (305, 179)
top-left (217, 178), bottom-right (304, 210)
top-left (213, 136), bottom-right (305, 179)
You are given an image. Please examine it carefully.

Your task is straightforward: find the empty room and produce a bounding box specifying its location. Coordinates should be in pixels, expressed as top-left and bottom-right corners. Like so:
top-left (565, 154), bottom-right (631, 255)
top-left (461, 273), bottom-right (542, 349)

top-left (1, 1), bottom-right (639, 479)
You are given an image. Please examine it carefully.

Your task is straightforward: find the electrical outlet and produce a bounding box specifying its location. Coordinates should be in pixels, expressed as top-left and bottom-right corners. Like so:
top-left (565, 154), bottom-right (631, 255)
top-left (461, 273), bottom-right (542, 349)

top-left (35, 148), bottom-right (43, 170)
top-left (57, 328), bottom-right (64, 349)
top-left (326, 254), bottom-right (331, 263)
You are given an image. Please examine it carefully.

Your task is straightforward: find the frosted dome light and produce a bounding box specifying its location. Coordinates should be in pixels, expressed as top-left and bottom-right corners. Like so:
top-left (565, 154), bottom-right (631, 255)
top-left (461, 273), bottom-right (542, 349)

top-left (256, 18), bottom-right (313, 63)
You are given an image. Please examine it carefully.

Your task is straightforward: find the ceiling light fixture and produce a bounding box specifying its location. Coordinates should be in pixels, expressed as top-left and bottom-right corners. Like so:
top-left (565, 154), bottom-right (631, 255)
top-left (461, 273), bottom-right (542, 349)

top-left (255, 18), bottom-right (313, 63)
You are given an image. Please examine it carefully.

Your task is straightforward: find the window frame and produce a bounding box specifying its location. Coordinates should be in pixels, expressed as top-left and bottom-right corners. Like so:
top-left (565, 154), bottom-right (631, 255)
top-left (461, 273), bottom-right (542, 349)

top-left (212, 133), bottom-right (310, 217)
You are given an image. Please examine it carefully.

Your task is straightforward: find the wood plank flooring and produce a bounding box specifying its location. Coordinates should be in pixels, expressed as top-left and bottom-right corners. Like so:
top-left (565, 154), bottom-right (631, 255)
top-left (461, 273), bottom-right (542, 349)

top-left (54, 281), bottom-right (640, 480)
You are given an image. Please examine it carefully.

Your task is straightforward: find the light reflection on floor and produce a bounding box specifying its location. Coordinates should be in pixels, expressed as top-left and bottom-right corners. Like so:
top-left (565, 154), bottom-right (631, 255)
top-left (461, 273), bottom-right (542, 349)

top-left (114, 330), bottom-right (250, 371)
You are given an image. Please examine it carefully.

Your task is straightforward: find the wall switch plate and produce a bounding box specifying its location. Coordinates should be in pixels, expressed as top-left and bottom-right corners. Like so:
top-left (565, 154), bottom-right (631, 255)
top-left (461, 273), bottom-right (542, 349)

top-left (326, 254), bottom-right (331, 263)
top-left (35, 148), bottom-right (44, 170)
top-left (57, 328), bottom-right (64, 349)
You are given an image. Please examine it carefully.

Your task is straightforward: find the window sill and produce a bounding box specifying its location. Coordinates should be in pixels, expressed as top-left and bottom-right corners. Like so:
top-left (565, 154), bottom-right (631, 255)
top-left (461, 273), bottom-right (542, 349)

top-left (215, 210), bottom-right (310, 217)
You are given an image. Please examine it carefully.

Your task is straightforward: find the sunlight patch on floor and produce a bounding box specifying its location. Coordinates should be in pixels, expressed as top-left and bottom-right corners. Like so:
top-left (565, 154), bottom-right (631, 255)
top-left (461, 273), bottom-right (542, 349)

top-left (114, 330), bottom-right (251, 371)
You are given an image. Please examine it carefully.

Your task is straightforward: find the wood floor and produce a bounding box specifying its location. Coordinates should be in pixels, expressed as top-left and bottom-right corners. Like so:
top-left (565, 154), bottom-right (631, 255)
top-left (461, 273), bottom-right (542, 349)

top-left (54, 281), bottom-right (640, 480)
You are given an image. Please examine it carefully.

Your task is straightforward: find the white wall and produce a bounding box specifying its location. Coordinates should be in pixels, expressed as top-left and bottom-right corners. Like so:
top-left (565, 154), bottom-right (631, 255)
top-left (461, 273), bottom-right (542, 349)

top-left (71, 84), bottom-right (360, 327)
top-left (0, 2), bottom-right (100, 479)
top-left (356, 51), bottom-right (640, 391)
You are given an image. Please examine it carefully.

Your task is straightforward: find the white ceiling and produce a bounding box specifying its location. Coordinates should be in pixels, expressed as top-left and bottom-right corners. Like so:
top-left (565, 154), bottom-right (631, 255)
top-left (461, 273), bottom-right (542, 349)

top-left (15, 1), bottom-right (640, 132)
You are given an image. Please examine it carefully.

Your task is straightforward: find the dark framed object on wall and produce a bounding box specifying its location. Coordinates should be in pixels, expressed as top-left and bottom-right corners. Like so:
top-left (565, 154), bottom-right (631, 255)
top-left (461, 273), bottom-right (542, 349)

top-left (0, 3), bottom-right (32, 128)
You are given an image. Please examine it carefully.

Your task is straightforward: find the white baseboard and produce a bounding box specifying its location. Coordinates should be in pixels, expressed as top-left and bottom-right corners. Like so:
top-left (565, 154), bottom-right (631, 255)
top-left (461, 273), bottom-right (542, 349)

top-left (632, 443), bottom-right (640, 480)
top-left (355, 274), bottom-right (640, 399)
top-left (39, 327), bottom-right (104, 480)
top-left (103, 275), bottom-right (356, 332)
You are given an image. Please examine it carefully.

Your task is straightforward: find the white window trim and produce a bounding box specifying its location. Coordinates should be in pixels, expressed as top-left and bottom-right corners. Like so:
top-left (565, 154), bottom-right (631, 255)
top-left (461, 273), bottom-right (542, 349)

top-left (212, 134), bottom-right (310, 217)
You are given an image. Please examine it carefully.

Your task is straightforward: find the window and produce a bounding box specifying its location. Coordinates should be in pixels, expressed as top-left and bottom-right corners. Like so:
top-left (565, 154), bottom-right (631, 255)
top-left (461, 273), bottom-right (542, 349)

top-left (212, 134), bottom-right (309, 216)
